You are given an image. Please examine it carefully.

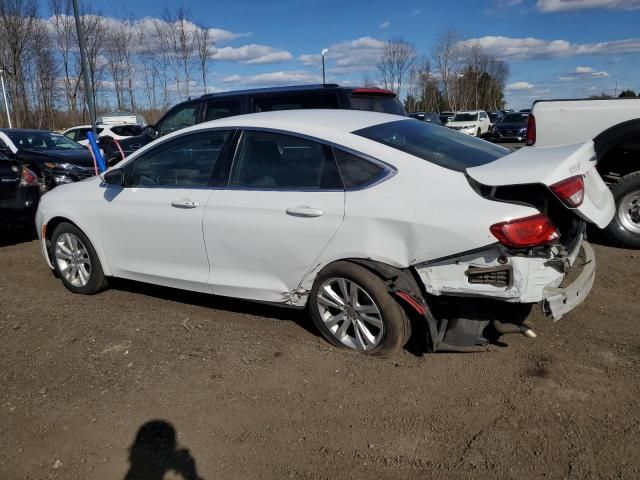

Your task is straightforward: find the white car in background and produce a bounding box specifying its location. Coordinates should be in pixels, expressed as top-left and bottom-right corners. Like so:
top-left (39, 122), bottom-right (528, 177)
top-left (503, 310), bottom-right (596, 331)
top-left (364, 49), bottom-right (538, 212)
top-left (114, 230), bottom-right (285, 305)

top-left (62, 124), bottom-right (145, 147)
top-left (36, 110), bottom-right (614, 357)
top-left (446, 110), bottom-right (491, 137)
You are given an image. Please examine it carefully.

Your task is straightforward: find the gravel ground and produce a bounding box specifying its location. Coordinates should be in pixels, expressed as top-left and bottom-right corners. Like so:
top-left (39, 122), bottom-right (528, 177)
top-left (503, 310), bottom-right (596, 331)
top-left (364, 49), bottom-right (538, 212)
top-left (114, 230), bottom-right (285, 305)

top-left (0, 232), bottom-right (639, 480)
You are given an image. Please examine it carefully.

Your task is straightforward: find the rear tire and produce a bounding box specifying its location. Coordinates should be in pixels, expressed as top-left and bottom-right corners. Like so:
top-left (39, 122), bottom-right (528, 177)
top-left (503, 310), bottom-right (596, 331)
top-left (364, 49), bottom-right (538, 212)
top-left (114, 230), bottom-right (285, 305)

top-left (309, 261), bottom-right (409, 358)
top-left (50, 222), bottom-right (108, 294)
top-left (603, 172), bottom-right (640, 249)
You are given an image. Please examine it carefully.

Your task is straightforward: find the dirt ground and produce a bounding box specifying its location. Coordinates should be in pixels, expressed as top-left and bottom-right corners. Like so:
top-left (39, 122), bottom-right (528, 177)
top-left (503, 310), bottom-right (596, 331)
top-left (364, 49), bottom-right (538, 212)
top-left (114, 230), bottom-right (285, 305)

top-left (0, 231), bottom-right (639, 480)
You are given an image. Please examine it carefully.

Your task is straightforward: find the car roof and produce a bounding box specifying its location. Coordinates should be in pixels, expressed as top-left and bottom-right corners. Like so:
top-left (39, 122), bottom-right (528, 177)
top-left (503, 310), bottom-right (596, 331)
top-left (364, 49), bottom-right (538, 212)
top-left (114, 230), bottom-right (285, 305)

top-left (0, 128), bottom-right (54, 133)
top-left (198, 109), bottom-right (403, 133)
top-left (200, 83), bottom-right (348, 99)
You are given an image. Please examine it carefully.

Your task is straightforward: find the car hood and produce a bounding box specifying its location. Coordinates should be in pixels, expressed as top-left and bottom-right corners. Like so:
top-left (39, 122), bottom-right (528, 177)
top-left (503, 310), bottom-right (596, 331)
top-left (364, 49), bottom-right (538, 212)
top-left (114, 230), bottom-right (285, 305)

top-left (20, 148), bottom-right (94, 167)
top-left (446, 121), bottom-right (478, 128)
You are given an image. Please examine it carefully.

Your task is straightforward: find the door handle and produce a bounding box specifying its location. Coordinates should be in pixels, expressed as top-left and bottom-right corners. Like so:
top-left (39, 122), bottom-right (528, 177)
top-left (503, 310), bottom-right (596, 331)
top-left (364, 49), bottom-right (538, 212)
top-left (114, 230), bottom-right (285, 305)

top-left (171, 199), bottom-right (200, 209)
top-left (285, 206), bottom-right (324, 218)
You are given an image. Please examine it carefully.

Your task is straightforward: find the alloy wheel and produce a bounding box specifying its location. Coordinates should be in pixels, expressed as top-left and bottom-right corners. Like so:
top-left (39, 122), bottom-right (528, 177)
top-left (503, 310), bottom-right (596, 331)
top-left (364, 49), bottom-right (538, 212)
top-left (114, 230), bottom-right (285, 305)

top-left (316, 277), bottom-right (384, 351)
top-left (54, 232), bottom-right (92, 287)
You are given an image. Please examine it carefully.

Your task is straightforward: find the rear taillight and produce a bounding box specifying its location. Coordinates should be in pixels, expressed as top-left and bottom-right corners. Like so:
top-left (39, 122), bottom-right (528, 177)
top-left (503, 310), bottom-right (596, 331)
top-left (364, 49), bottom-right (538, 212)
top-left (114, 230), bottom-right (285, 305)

top-left (525, 113), bottom-right (536, 146)
top-left (20, 167), bottom-right (39, 187)
top-left (550, 175), bottom-right (584, 208)
top-left (490, 213), bottom-right (560, 248)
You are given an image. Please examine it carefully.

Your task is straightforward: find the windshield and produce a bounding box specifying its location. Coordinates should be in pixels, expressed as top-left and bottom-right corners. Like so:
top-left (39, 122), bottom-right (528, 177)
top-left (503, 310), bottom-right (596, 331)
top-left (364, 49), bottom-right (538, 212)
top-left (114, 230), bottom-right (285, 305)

top-left (353, 119), bottom-right (509, 172)
top-left (488, 113), bottom-right (501, 122)
top-left (6, 131), bottom-right (85, 150)
top-left (501, 113), bottom-right (529, 124)
top-left (452, 113), bottom-right (478, 122)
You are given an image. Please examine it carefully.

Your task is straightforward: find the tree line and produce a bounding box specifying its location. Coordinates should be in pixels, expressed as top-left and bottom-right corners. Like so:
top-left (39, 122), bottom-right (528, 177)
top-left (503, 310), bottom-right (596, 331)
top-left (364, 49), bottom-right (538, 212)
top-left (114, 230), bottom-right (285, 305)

top-left (1, 0), bottom-right (511, 131)
top-left (375, 30), bottom-right (510, 113)
top-left (0, 0), bottom-right (212, 129)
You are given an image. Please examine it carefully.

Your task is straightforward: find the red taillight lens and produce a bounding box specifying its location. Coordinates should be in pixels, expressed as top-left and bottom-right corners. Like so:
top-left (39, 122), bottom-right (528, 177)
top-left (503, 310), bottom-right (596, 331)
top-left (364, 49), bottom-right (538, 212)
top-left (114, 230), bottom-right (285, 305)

top-left (490, 214), bottom-right (560, 248)
top-left (525, 113), bottom-right (536, 146)
top-left (550, 175), bottom-right (584, 207)
top-left (20, 167), bottom-right (39, 186)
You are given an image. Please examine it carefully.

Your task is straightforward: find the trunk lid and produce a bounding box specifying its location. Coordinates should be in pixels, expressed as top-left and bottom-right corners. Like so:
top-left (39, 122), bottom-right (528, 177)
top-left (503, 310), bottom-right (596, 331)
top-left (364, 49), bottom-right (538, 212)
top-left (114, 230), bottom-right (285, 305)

top-left (466, 141), bottom-right (615, 228)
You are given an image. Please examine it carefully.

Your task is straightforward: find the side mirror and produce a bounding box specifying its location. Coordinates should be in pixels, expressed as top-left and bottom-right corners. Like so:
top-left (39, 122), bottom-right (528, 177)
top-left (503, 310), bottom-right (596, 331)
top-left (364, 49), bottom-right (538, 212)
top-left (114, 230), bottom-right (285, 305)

top-left (103, 168), bottom-right (124, 187)
top-left (142, 125), bottom-right (156, 138)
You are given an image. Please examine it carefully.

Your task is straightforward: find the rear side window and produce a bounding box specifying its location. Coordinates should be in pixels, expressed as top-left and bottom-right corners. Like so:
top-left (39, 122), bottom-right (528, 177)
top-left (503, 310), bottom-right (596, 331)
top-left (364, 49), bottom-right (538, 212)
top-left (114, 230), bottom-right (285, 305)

top-left (354, 119), bottom-right (508, 172)
top-left (205, 99), bottom-right (242, 121)
top-left (253, 93), bottom-right (339, 112)
top-left (349, 94), bottom-right (405, 115)
top-left (229, 131), bottom-right (341, 189)
top-left (333, 149), bottom-right (385, 189)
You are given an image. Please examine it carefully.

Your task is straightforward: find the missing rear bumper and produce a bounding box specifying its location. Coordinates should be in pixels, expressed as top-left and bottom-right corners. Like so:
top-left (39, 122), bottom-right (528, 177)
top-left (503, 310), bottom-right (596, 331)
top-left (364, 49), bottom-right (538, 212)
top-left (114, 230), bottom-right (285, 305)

top-left (542, 242), bottom-right (596, 321)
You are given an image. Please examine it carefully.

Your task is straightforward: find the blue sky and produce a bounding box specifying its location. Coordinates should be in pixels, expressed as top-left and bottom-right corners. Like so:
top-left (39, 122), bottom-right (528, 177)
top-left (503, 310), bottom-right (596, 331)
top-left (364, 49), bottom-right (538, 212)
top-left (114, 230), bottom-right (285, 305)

top-left (45, 0), bottom-right (640, 109)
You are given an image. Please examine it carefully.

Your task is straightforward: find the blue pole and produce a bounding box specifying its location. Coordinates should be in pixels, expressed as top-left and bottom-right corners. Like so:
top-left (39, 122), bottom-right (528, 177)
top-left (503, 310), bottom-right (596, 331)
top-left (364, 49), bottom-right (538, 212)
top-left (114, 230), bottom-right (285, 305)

top-left (86, 131), bottom-right (107, 173)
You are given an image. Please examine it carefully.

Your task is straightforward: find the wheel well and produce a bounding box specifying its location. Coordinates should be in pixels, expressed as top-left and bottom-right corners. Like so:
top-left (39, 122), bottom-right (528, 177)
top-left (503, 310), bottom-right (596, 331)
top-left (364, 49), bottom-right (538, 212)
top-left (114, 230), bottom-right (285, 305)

top-left (594, 119), bottom-right (640, 183)
top-left (44, 217), bottom-right (83, 262)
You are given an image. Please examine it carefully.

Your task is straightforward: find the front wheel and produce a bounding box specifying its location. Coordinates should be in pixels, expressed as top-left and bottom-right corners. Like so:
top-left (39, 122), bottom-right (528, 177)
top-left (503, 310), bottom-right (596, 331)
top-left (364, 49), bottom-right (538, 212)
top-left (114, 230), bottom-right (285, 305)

top-left (603, 172), bottom-right (640, 249)
top-left (308, 261), bottom-right (409, 358)
top-left (50, 222), bottom-right (109, 294)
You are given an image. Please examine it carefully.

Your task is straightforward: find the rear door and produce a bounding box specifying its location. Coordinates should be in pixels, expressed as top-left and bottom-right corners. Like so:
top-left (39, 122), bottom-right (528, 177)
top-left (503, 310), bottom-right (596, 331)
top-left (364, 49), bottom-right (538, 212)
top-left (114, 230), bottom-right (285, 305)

top-left (466, 141), bottom-right (615, 227)
top-left (204, 129), bottom-right (345, 302)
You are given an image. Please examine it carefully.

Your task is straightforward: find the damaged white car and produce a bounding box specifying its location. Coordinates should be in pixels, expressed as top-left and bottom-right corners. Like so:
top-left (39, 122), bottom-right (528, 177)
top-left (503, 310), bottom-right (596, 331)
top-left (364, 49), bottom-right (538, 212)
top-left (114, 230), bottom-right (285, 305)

top-left (35, 110), bottom-right (615, 357)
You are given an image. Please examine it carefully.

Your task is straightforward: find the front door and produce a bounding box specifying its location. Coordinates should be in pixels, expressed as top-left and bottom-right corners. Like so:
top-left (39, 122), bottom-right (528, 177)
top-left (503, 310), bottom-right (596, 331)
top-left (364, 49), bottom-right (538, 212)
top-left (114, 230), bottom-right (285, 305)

top-left (99, 130), bottom-right (232, 292)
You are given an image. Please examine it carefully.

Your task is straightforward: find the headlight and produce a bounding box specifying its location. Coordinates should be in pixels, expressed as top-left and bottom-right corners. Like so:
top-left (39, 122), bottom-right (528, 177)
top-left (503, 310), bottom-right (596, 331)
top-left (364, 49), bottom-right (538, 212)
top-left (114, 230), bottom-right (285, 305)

top-left (53, 175), bottom-right (74, 184)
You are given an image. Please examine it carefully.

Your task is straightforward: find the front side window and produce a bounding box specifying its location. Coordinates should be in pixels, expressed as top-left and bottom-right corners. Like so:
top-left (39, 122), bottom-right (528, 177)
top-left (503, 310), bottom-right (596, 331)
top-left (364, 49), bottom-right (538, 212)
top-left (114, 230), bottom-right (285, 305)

top-left (127, 131), bottom-right (230, 188)
top-left (205, 99), bottom-right (242, 121)
top-left (354, 119), bottom-right (508, 172)
top-left (253, 93), bottom-right (339, 112)
top-left (229, 131), bottom-right (341, 189)
top-left (157, 103), bottom-right (199, 137)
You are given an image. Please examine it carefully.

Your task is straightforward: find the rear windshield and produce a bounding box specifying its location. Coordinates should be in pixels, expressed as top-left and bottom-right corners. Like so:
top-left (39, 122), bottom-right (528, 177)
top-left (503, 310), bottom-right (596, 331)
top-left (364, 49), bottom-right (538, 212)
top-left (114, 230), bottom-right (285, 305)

top-left (349, 95), bottom-right (406, 115)
top-left (353, 119), bottom-right (509, 172)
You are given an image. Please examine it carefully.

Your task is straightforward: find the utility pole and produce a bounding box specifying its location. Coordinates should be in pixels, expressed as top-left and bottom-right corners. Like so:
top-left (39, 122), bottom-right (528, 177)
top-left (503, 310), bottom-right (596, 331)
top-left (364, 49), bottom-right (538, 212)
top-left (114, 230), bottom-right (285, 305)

top-left (72, 0), bottom-right (97, 136)
top-left (0, 69), bottom-right (12, 128)
top-left (321, 49), bottom-right (328, 86)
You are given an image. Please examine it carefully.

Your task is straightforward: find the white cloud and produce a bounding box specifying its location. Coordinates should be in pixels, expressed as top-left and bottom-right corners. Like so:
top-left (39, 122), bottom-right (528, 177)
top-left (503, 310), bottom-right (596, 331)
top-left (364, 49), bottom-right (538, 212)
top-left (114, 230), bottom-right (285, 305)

top-left (537, 0), bottom-right (640, 12)
top-left (495, 0), bottom-right (523, 6)
top-left (379, 21), bottom-right (390, 29)
top-left (222, 70), bottom-right (322, 86)
top-left (211, 44), bottom-right (292, 64)
top-left (298, 36), bottom-right (385, 74)
top-left (506, 81), bottom-right (535, 90)
top-left (411, 8), bottom-right (423, 16)
top-left (459, 35), bottom-right (640, 61)
top-left (560, 66), bottom-right (610, 80)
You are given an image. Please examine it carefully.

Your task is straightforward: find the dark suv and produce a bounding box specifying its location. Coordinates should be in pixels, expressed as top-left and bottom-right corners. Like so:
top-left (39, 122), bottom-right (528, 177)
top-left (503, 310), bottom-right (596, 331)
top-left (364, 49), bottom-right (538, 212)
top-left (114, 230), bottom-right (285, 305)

top-left (104, 84), bottom-right (405, 164)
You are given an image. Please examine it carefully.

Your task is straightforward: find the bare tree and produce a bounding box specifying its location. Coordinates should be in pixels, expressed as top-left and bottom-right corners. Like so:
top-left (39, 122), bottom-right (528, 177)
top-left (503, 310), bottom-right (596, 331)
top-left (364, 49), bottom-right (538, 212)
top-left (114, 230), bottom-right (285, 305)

top-left (377, 37), bottom-right (416, 95)
top-left (431, 29), bottom-right (465, 111)
top-left (194, 25), bottom-right (211, 94)
top-left (0, 0), bottom-right (38, 127)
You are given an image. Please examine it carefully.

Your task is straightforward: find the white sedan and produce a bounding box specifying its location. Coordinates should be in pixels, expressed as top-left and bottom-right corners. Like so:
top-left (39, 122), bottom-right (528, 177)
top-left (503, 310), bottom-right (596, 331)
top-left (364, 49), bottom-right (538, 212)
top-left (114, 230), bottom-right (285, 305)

top-left (36, 110), bottom-right (615, 357)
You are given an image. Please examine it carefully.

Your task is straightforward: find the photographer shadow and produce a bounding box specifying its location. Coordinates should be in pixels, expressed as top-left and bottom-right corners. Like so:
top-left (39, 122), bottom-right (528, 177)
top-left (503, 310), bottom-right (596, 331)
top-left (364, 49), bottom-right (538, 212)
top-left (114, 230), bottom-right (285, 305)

top-left (124, 420), bottom-right (203, 480)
